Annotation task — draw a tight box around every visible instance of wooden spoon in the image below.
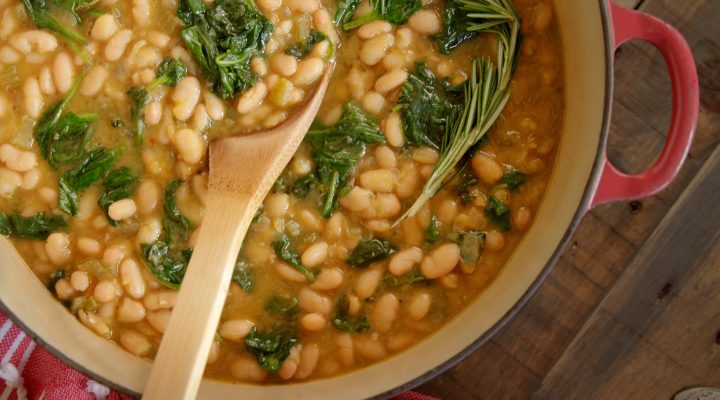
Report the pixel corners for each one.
[142,68,332,400]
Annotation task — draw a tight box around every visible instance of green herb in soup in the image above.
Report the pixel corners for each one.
[177,0,275,99]
[0,0,565,385]
[342,0,422,30]
[0,213,67,240]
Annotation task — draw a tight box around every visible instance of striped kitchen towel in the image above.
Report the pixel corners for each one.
[0,312,437,400]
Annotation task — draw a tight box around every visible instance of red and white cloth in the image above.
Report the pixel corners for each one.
[0,312,436,400]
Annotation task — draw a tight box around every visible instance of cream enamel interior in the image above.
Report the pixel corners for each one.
[0,1,610,398]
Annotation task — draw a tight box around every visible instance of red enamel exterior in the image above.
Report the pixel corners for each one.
[589,2,699,209]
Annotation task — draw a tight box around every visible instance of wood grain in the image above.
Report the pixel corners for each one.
[534,144,720,400]
[418,0,720,398]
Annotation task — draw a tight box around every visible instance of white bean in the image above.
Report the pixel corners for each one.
[143,290,178,311]
[23,77,43,118]
[132,0,151,27]
[145,101,162,126]
[292,58,324,86]
[360,91,386,115]
[0,144,37,172]
[375,68,408,93]
[359,169,396,193]
[0,46,20,64]
[373,293,399,332]
[270,53,298,77]
[420,243,460,279]
[93,280,117,303]
[388,247,423,276]
[408,9,442,35]
[120,330,151,356]
[340,186,373,212]
[104,29,133,61]
[203,90,225,120]
[298,287,332,315]
[310,268,344,291]
[360,33,393,66]
[108,198,137,221]
[191,104,210,132]
[257,0,281,11]
[21,168,40,190]
[91,14,120,41]
[230,357,268,382]
[274,261,308,283]
[70,271,90,291]
[38,66,55,95]
[236,82,267,113]
[383,111,404,147]
[117,298,146,323]
[146,309,170,333]
[136,180,159,215]
[219,319,255,342]
[355,268,382,299]
[172,76,201,121]
[357,21,392,39]
[119,258,146,299]
[301,313,327,332]
[0,169,21,198]
[0,8,18,41]
[408,292,431,320]
[295,343,319,379]
[10,30,58,54]
[52,52,75,94]
[77,237,102,256]
[45,233,71,266]
[301,242,328,267]
[172,128,205,164]
[289,0,319,13]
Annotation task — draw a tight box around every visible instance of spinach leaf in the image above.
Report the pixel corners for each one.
[384,269,427,287]
[397,61,461,149]
[45,113,97,168]
[141,181,195,289]
[0,213,67,240]
[98,167,138,226]
[141,242,193,290]
[285,30,330,58]
[433,0,477,54]
[150,58,188,88]
[177,0,274,99]
[332,295,370,333]
[333,0,360,26]
[58,148,118,216]
[426,215,440,243]
[272,234,315,282]
[34,74,91,167]
[245,326,298,373]
[346,238,397,268]
[306,101,385,217]
[499,171,526,192]
[485,195,511,231]
[264,295,298,318]
[232,259,254,292]
[343,0,421,30]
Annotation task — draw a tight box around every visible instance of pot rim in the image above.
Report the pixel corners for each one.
[0,0,616,397]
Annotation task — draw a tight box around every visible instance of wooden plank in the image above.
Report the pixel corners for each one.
[534,145,720,399]
[418,0,720,398]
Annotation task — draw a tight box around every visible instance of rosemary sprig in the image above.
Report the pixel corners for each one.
[393,0,520,226]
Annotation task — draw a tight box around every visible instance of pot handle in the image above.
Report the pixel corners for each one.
[590,2,699,208]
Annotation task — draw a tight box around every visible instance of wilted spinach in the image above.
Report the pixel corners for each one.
[98,167,138,226]
[264,295,298,319]
[331,295,370,333]
[58,148,118,216]
[346,238,397,268]
[0,213,67,240]
[285,30,330,58]
[232,259,254,292]
[141,242,193,290]
[485,195,511,231]
[176,0,274,99]
[396,62,461,149]
[272,234,315,282]
[245,326,298,373]
[433,0,477,54]
[499,171,526,192]
[306,102,385,217]
[342,0,421,30]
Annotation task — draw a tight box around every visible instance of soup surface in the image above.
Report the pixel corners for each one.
[0,0,564,384]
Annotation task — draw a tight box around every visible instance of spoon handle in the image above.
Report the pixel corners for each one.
[143,192,257,400]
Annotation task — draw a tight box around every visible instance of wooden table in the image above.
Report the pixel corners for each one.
[418,1,720,398]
